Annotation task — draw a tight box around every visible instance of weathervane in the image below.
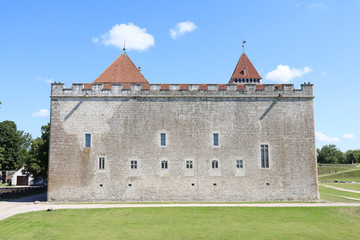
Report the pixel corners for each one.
[242,40,246,53]
[123,40,127,56]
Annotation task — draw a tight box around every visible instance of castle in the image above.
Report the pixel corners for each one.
[48,49,319,202]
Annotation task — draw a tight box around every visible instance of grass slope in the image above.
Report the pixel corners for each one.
[318,169,360,182]
[319,186,360,203]
[1,207,360,240]
[320,182,360,191]
[318,166,357,176]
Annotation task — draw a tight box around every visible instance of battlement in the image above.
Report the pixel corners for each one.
[51,83,314,98]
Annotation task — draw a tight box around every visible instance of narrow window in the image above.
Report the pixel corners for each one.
[186,160,193,169]
[212,160,218,169]
[131,160,137,169]
[161,133,166,146]
[99,157,105,169]
[261,145,269,168]
[236,160,243,169]
[85,134,91,147]
[161,160,168,169]
[213,133,219,146]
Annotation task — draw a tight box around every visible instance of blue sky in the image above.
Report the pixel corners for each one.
[0,0,359,152]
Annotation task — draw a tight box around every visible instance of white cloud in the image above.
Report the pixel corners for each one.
[31,109,50,117]
[343,133,355,139]
[316,131,339,142]
[265,65,313,83]
[320,72,327,75]
[307,2,326,10]
[170,21,197,39]
[95,23,155,51]
[36,77,54,84]
[91,37,99,44]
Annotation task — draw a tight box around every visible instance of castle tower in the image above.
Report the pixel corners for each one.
[229,53,262,84]
[93,51,148,84]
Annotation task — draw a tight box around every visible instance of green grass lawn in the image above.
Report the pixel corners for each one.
[317,165,358,176]
[320,182,360,191]
[1,207,360,240]
[318,169,360,182]
[319,185,360,203]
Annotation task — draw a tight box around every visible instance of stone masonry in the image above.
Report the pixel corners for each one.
[48,82,318,202]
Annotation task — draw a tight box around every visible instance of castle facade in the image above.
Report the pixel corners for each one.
[48,51,318,202]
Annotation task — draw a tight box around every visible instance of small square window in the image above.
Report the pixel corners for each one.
[236,160,243,169]
[161,133,166,146]
[213,133,219,146]
[131,160,137,169]
[85,134,91,147]
[212,160,218,169]
[161,160,168,169]
[186,160,193,169]
[99,157,105,169]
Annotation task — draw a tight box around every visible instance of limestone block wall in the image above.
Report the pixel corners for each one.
[48,83,318,202]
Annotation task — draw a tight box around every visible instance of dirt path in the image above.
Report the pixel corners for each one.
[1,193,360,221]
[320,184,360,194]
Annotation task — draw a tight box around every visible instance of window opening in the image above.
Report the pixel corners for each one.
[236,160,243,169]
[161,133,166,146]
[85,134,91,147]
[161,160,168,169]
[186,160,193,169]
[99,157,105,169]
[212,160,219,169]
[131,160,137,169]
[213,133,219,146]
[261,145,269,168]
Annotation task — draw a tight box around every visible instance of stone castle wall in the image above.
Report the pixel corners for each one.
[48,83,318,202]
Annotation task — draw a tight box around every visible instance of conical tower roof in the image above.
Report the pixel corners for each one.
[93,53,148,84]
[229,53,262,84]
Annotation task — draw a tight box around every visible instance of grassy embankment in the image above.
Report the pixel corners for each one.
[318,164,360,203]
[1,207,360,239]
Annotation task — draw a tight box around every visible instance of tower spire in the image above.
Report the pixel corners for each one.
[242,40,246,53]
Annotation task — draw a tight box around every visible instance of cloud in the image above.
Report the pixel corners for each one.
[31,109,50,117]
[170,21,197,39]
[265,65,312,83]
[95,23,155,51]
[36,77,54,84]
[343,133,355,139]
[316,132,339,142]
[307,2,326,10]
[91,37,99,44]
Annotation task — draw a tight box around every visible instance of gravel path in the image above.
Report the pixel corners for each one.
[320,184,360,194]
[1,193,360,221]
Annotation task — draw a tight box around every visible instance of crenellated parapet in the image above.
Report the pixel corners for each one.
[51,83,314,98]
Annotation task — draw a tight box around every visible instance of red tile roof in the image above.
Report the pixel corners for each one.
[229,53,262,83]
[103,84,111,90]
[93,53,148,84]
[142,83,150,90]
[83,83,92,90]
[237,84,246,90]
[256,84,264,90]
[122,84,131,90]
[160,84,169,90]
[218,84,227,90]
[198,84,207,90]
[179,84,188,90]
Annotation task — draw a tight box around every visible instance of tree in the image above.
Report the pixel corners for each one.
[24,123,50,180]
[345,150,360,164]
[0,121,29,183]
[317,144,345,164]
